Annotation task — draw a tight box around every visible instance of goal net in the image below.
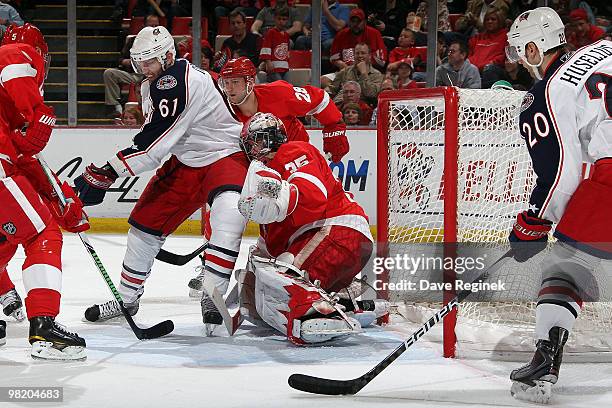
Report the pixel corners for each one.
[376,87,612,361]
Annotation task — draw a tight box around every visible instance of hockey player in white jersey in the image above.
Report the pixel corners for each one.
[73,26,248,326]
[505,7,612,403]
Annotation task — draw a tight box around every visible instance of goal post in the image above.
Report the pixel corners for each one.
[376,86,612,361]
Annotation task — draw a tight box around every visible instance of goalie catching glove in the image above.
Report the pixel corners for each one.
[322,121,348,163]
[73,163,118,206]
[238,160,298,224]
[509,211,552,262]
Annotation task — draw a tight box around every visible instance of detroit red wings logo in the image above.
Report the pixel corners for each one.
[518,12,530,22]
[396,143,434,211]
[274,42,289,60]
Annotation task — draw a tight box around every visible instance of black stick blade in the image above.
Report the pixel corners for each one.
[288,374,366,395]
[139,319,174,340]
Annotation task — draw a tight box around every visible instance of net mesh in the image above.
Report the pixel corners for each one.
[382,88,612,358]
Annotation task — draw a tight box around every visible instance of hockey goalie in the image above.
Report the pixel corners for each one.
[201,112,384,345]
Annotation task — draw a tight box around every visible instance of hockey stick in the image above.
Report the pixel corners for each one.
[155,243,208,266]
[37,156,174,340]
[203,279,243,336]
[288,250,513,395]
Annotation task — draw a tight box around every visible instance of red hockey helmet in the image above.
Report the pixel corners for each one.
[219,57,257,105]
[2,23,50,77]
[220,57,257,79]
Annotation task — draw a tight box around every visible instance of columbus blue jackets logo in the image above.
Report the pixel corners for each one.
[520,93,534,113]
[2,222,16,235]
[157,75,177,90]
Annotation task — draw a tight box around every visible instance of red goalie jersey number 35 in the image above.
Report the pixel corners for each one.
[261,142,370,257]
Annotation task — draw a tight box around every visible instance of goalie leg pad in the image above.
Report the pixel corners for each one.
[249,255,360,345]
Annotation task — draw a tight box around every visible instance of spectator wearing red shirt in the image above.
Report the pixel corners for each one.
[259,6,291,82]
[391,58,419,90]
[387,29,423,73]
[566,8,605,50]
[468,8,507,88]
[330,8,387,71]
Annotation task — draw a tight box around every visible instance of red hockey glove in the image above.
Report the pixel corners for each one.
[46,181,90,233]
[509,211,552,263]
[322,122,349,163]
[73,163,118,206]
[11,105,56,156]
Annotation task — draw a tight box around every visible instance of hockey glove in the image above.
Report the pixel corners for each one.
[11,105,56,156]
[46,181,90,233]
[322,122,349,163]
[509,211,552,263]
[73,163,118,206]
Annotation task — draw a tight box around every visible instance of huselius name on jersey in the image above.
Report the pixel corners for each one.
[559,42,612,86]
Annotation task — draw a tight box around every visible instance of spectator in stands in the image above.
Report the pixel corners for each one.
[214,0,259,19]
[416,0,451,32]
[103,14,160,118]
[467,8,507,88]
[131,0,190,32]
[390,58,419,90]
[565,8,605,50]
[500,57,532,91]
[120,104,145,127]
[215,9,260,72]
[0,1,23,37]
[334,81,374,125]
[387,29,423,73]
[295,0,350,53]
[455,0,509,37]
[435,40,481,88]
[327,43,384,106]
[251,0,303,39]
[368,79,395,126]
[259,6,291,82]
[342,103,362,127]
[329,9,388,71]
[366,0,413,49]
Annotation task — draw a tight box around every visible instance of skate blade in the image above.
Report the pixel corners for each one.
[31,341,86,361]
[11,308,26,322]
[0,337,5,346]
[203,323,219,337]
[189,288,203,298]
[510,380,552,404]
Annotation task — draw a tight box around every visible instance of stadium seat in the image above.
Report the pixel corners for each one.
[218,17,231,35]
[171,17,208,36]
[215,35,231,52]
[449,14,462,31]
[416,82,426,88]
[127,0,137,18]
[289,50,311,69]
[129,17,168,35]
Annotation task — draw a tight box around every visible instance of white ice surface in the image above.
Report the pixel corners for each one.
[1,234,612,407]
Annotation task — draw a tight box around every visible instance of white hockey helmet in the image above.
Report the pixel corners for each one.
[506,7,566,70]
[130,25,176,74]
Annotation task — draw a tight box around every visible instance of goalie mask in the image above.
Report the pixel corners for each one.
[130,26,176,76]
[240,112,288,162]
[506,7,566,78]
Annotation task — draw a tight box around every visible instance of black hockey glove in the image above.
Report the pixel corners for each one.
[73,163,118,206]
[509,211,552,263]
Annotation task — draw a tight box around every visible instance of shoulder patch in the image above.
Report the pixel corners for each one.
[157,75,177,90]
[520,92,534,113]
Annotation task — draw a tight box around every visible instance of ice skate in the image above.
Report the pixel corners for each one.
[0,288,25,321]
[29,316,86,360]
[201,291,222,336]
[510,326,569,403]
[84,299,139,322]
[188,258,206,298]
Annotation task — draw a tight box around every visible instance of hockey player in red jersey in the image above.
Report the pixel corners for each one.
[0,23,89,359]
[505,7,612,402]
[75,26,249,330]
[234,112,377,345]
[218,57,349,163]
